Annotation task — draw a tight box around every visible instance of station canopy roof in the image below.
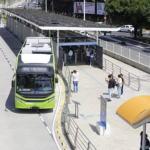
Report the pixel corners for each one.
[3,8,120,31]
[116,95,150,129]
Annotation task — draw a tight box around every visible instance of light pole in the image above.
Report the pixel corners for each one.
[52,0,54,12]
[104,0,107,25]
[73,0,75,18]
[83,0,85,21]
[45,0,47,12]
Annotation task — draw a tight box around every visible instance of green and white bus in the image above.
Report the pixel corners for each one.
[12,37,58,109]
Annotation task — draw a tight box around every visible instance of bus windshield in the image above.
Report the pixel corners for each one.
[16,74,54,94]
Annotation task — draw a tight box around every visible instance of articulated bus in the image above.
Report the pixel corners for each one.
[12,37,58,109]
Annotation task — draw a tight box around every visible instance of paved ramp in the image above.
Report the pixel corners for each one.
[0,28,59,150]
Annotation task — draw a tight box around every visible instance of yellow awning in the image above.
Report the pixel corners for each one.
[116,95,150,128]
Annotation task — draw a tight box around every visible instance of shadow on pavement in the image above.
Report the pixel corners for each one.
[104,98,112,102]
[89,124,99,135]
[5,88,53,114]
[0,27,22,56]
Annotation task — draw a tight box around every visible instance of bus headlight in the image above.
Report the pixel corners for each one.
[16,97,22,102]
[49,97,54,103]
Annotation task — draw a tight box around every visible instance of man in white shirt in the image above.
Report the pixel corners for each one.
[68,49,73,65]
[71,70,79,93]
[85,47,90,65]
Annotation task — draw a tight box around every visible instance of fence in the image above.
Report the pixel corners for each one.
[103,58,140,91]
[57,58,97,150]
[99,39,150,68]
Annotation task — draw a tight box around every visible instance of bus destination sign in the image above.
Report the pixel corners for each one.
[18,67,52,73]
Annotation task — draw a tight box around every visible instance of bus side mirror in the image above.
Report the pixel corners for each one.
[55,78,58,83]
[12,80,15,88]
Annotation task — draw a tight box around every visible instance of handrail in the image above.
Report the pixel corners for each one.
[99,39,150,68]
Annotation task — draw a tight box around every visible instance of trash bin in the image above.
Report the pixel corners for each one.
[137,27,146,37]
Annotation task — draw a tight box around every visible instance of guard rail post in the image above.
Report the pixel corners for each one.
[129,49,130,59]
[74,127,79,149]
[138,77,140,91]
[87,142,91,150]
[120,68,121,74]
[62,61,64,75]
[67,115,71,134]
[128,73,130,86]
[68,76,71,104]
[113,43,114,53]
[106,41,107,50]
[105,59,107,71]
[121,46,122,56]
[112,63,114,74]
[139,52,140,63]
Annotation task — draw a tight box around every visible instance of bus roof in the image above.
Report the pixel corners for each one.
[21,37,51,55]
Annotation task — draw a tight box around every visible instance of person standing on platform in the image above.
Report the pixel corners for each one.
[86,47,90,65]
[140,131,150,150]
[111,74,116,96]
[105,74,113,101]
[68,49,73,65]
[90,50,94,66]
[120,74,125,96]
[116,74,122,99]
[71,70,79,93]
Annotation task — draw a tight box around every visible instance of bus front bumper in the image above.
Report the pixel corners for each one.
[15,97,55,109]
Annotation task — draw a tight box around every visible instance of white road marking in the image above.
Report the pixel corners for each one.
[52,77,62,150]
[37,110,52,135]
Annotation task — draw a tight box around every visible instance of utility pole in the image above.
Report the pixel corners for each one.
[45,0,47,12]
[104,0,107,25]
[83,0,85,21]
[52,0,54,12]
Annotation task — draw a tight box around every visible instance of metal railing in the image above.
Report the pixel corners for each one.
[57,58,97,150]
[100,39,150,68]
[103,58,140,91]
[65,115,97,150]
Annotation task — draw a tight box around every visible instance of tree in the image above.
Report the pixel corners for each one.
[105,0,150,38]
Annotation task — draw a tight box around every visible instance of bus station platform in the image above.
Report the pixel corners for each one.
[67,54,150,150]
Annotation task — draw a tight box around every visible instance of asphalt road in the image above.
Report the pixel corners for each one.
[0,27,59,150]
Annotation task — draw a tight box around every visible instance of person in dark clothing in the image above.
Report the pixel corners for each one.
[140,131,150,150]
[105,74,113,101]
[120,74,125,95]
[111,74,116,97]
[90,50,94,66]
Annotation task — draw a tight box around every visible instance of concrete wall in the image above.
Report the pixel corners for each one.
[103,49,150,74]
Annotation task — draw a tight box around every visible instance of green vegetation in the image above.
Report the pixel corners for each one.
[105,0,150,38]
[1,11,7,25]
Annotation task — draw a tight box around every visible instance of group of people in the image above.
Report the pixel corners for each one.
[68,46,95,66]
[105,74,125,101]
[85,46,94,66]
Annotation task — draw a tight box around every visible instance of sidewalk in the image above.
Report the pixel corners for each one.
[68,55,150,150]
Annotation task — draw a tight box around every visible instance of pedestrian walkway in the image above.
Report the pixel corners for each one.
[68,55,150,150]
